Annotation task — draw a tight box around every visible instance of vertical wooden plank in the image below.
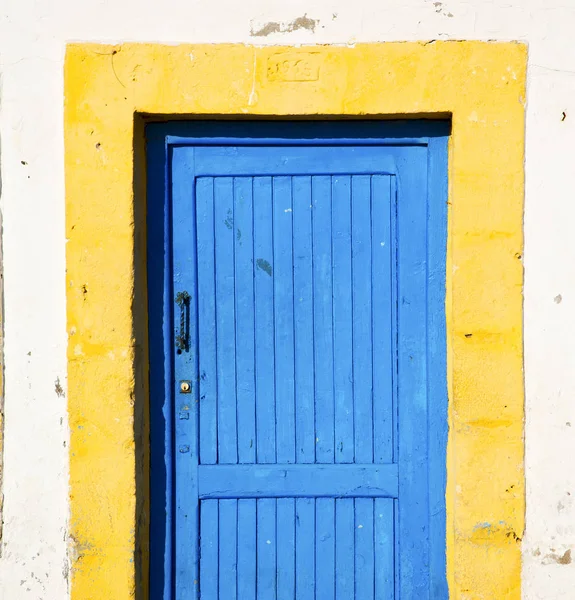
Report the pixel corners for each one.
[237,499,257,600]
[196,177,217,465]
[335,498,355,600]
[332,176,354,464]
[394,498,399,599]
[200,500,219,600]
[371,175,394,464]
[312,175,335,463]
[391,177,399,469]
[214,177,237,464]
[292,177,315,464]
[257,498,277,599]
[219,500,238,600]
[396,147,430,598]
[354,498,375,600]
[374,498,395,600]
[234,177,256,465]
[315,498,335,599]
[253,177,276,464]
[291,180,315,600]
[276,498,296,600]
[172,147,200,599]
[426,137,449,598]
[273,176,295,464]
[352,175,374,464]
[272,181,296,600]
[295,498,315,600]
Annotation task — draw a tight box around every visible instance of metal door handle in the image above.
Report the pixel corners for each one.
[175,291,191,353]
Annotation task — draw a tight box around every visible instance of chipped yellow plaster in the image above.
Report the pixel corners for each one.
[64,42,526,599]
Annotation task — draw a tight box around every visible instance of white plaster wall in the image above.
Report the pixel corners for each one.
[0,0,573,598]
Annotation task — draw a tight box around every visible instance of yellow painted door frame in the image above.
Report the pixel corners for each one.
[64,41,526,599]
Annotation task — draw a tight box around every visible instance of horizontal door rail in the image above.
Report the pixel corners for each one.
[197,464,399,499]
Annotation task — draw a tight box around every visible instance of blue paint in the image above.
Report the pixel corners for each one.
[218,499,237,599]
[332,176,354,466]
[375,498,395,599]
[316,498,336,597]
[427,136,449,599]
[147,120,449,599]
[273,176,296,465]
[312,176,335,465]
[257,498,277,598]
[352,175,375,465]
[197,463,399,498]
[372,175,394,465]
[253,177,276,465]
[395,145,431,598]
[234,177,257,465]
[335,498,355,598]
[199,500,218,600]
[355,498,375,600]
[295,497,315,600]
[292,176,315,465]
[276,498,296,599]
[237,499,257,597]
[171,147,200,597]
[196,176,218,466]
[214,177,238,465]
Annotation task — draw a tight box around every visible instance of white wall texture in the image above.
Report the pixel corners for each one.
[0,0,573,598]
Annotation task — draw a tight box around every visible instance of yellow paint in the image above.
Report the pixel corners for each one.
[65,42,526,599]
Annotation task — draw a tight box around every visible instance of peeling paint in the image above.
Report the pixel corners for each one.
[251,21,281,37]
[430,0,454,17]
[543,549,572,565]
[471,521,522,544]
[256,258,272,276]
[54,377,65,398]
[250,14,318,37]
[224,209,233,230]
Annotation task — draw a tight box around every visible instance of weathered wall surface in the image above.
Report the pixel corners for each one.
[0,1,573,599]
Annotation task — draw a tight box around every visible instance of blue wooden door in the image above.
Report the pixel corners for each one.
[147,121,449,600]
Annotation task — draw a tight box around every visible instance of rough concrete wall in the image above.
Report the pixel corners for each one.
[0,1,573,599]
